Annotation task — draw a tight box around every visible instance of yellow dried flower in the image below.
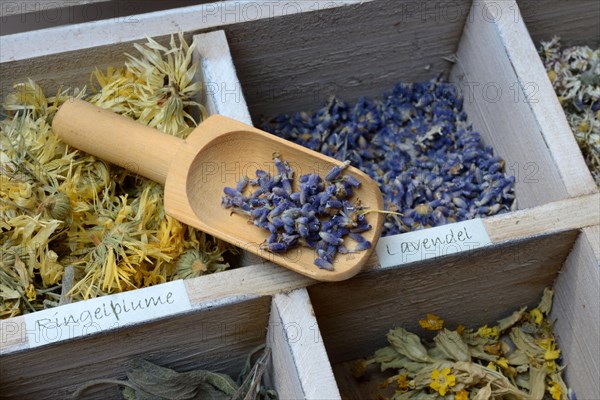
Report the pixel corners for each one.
[419,313,444,331]
[547,381,562,400]
[25,284,36,301]
[39,250,64,287]
[496,357,509,370]
[174,232,234,280]
[0,32,231,319]
[430,368,456,396]
[455,389,469,400]
[90,33,207,138]
[530,308,544,325]
[544,346,561,362]
[396,373,410,392]
[476,325,499,340]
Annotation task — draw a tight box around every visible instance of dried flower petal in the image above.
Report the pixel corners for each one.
[419,313,444,331]
[429,368,456,396]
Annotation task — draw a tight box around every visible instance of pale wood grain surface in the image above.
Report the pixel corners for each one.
[483,193,600,243]
[451,0,568,209]
[269,289,341,399]
[551,226,600,399]
[193,30,252,125]
[518,0,600,46]
[0,0,110,17]
[184,262,315,307]
[0,316,27,352]
[0,1,358,62]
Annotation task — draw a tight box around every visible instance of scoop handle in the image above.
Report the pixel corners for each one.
[52,99,183,185]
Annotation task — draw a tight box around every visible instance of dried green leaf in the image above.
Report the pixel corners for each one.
[497,306,527,332]
[433,329,471,362]
[505,349,529,367]
[387,327,431,363]
[124,358,237,399]
[472,383,492,400]
[469,345,498,362]
[537,288,554,315]
[528,364,547,400]
[510,328,545,360]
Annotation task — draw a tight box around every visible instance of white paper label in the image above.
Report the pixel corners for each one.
[376,219,492,268]
[23,280,191,348]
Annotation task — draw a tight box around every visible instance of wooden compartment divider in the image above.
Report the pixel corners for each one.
[550,226,600,399]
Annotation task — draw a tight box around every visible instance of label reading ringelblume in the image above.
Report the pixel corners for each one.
[375,219,492,268]
[23,280,191,348]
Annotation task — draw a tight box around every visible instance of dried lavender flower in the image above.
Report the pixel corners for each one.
[222,154,371,270]
[263,77,516,236]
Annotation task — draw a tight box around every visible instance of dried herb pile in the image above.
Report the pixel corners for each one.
[74,346,277,400]
[0,34,235,318]
[353,288,571,400]
[262,78,516,236]
[222,153,373,270]
[539,37,600,186]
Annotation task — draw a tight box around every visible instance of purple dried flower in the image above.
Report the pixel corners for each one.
[325,160,351,182]
[221,154,372,271]
[262,77,516,235]
[314,258,334,271]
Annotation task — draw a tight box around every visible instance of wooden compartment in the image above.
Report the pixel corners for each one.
[222,0,599,270]
[516,0,600,185]
[228,0,596,204]
[0,287,340,399]
[307,225,600,399]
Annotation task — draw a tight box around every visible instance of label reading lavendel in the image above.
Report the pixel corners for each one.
[23,280,191,348]
[376,219,492,268]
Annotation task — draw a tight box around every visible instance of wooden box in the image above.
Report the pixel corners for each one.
[1,0,599,398]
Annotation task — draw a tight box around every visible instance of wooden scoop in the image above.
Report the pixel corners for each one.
[52,99,384,281]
